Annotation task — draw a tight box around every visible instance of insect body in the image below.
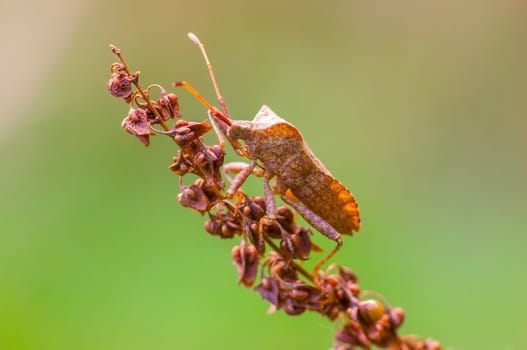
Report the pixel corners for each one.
[174,33,360,276]
[228,105,360,235]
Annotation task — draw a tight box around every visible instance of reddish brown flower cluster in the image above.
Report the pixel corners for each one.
[107,44,441,350]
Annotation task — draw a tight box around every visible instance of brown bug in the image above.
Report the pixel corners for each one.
[173,33,360,276]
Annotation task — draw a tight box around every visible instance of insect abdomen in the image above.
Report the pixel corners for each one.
[269,152,360,235]
[288,170,360,235]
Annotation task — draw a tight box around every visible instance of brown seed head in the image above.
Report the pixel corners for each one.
[232,243,260,287]
[177,183,209,213]
[121,107,151,146]
[388,307,405,329]
[157,91,181,119]
[107,72,134,99]
[359,299,385,324]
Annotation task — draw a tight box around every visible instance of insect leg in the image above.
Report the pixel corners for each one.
[223,161,264,184]
[225,159,257,198]
[280,194,343,277]
[224,162,264,176]
[261,175,295,255]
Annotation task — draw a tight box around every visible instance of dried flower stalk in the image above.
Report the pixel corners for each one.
[106,42,441,350]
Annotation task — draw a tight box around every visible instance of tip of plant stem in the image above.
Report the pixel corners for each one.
[109,44,120,54]
[187,33,201,46]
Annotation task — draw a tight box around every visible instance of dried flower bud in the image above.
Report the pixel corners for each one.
[204,220,220,236]
[209,145,225,167]
[327,305,341,320]
[110,62,125,72]
[121,107,151,146]
[195,153,206,167]
[232,243,260,287]
[284,298,306,315]
[334,287,348,305]
[168,121,212,145]
[244,222,265,254]
[270,259,298,282]
[349,283,360,297]
[157,91,181,119]
[203,210,243,238]
[251,196,266,210]
[177,184,209,212]
[168,153,192,176]
[107,72,135,99]
[190,121,213,136]
[260,221,281,239]
[246,197,266,221]
[174,119,188,127]
[339,266,358,283]
[290,288,310,301]
[199,180,223,204]
[336,320,371,348]
[255,276,280,306]
[276,205,294,230]
[290,282,326,311]
[242,205,252,217]
[358,299,385,324]
[289,226,312,260]
[388,307,405,329]
[221,223,236,238]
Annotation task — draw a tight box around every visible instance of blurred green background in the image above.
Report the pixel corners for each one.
[1,0,526,349]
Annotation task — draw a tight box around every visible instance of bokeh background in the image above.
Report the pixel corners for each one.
[1,0,526,349]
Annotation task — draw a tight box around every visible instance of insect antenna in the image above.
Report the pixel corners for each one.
[172,34,244,153]
[172,81,231,126]
[187,32,231,120]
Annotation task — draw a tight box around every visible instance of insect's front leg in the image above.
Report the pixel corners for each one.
[280,194,343,278]
[225,159,257,199]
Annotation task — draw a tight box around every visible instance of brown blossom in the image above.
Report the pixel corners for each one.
[157,91,181,119]
[107,72,134,99]
[232,241,259,287]
[121,107,151,146]
[178,182,209,213]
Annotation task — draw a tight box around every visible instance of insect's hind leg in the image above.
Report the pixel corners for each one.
[280,194,343,278]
